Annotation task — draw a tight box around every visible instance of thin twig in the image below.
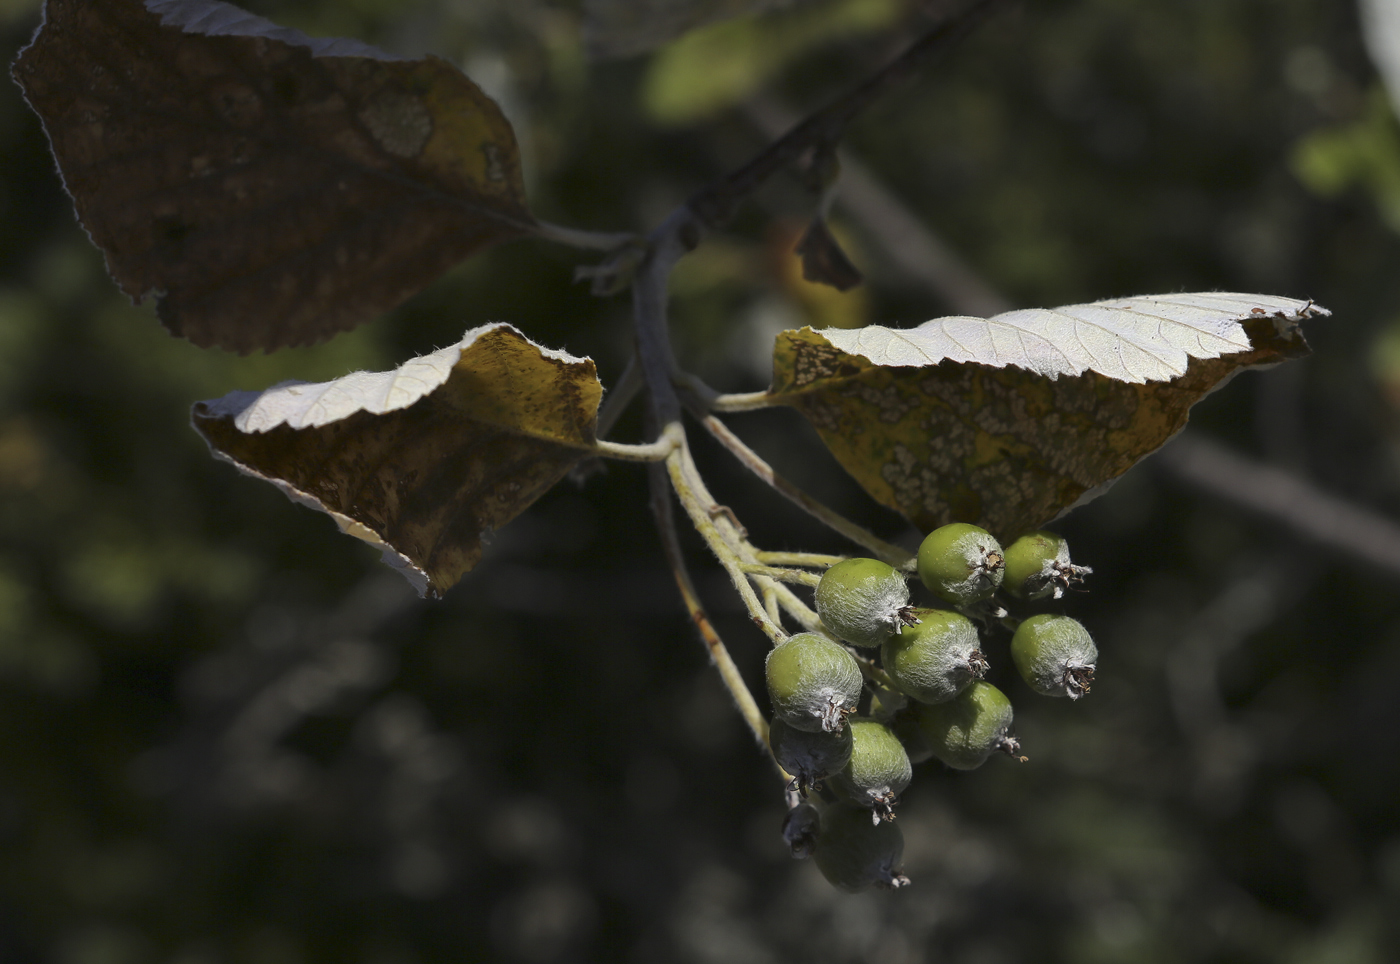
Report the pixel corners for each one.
[699,414,913,566]
[533,220,638,251]
[754,551,848,568]
[686,0,1010,230]
[648,462,779,768]
[763,577,827,635]
[739,563,822,587]
[1156,432,1400,579]
[597,354,643,442]
[633,211,696,425]
[761,584,784,628]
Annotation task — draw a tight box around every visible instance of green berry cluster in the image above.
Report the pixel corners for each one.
[770,524,1098,891]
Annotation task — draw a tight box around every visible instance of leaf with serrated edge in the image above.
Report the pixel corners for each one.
[767,292,1327,542]
[193,324,600,597]
[13,0,532,353]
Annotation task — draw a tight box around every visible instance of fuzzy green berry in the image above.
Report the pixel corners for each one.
[881,608,988,705]
[814,557,915,648]
[814,802,910,892]
[1011,614,1097,699]
[1003,531,1091,600]
[769,716,854,795]
[828,718,912,822]
[782,802,821,859]
[917,523,1005,607]
[908,680,1023,770]
[765,632,863,733]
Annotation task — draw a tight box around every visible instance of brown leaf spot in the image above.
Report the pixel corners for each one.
[358,88,432,158]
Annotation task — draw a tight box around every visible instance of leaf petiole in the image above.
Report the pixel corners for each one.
[592,422,683,461]
[754,551,848,568]
[699,414,913,567]
[532,220,639,251]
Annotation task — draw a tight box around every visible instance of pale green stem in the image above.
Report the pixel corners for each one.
[649,459,780,773]
[761,585,783,628]
[533,220,638,251]
[699,415,913,567]
[739,564,821,587]
[666,448,786,643]
[710,390,779,412]
[763,579,827,636]
[754,551,848,568]
[593,422,683,462]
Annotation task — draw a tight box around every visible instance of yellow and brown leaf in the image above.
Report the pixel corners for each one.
[192,325,600,597]
[767,294,1324,541]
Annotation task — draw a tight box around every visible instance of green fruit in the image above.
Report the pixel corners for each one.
[909,680,1022,770]
[768,716,854,794]
[1010,613,1097,699]
[814,557,914,648]
[765,632,863,733]
[881,608,988,704]
[917,523,1005,607]
[782,802,821,859]
[1003,530,1091,600]
[814,802,910,892]
[828,718,912,821]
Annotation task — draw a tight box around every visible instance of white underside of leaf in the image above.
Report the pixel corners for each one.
[146,0,400,60]
[815,292,1327,384]
[198,323,587,434]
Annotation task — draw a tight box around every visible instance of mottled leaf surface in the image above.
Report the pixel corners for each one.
[193,325,601,597]
[14,0,532,352]
[767,293,1326,541]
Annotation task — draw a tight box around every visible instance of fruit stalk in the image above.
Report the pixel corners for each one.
[666,445,786,642]
[648,461,782,775]
[697,413,913,566]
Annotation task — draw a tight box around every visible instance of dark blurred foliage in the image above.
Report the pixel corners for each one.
[0,0,1398,962]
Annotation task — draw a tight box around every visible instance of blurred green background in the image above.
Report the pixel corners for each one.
[1,0,1399,961]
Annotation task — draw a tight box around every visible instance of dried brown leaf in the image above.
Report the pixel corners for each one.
[192,325,601,597]
[13,0,533,352]
[795,217,863,291]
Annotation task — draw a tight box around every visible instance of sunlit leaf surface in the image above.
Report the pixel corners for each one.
[767,293,1326,540]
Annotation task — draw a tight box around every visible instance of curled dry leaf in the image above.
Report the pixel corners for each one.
[765,292,1327,541]
[192,325,601,597]
[795,217,863,292]
[13,0,532,353]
